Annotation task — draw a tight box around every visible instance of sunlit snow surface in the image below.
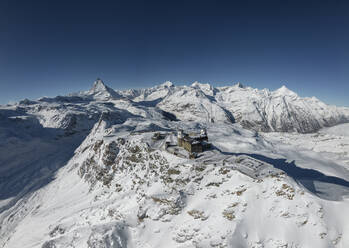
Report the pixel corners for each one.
[0,81,349,248]
[320,123,349,137]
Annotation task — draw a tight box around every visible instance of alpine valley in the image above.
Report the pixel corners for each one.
[1,79,349,248]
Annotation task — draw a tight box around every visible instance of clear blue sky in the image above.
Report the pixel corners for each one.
[0,0,348,106]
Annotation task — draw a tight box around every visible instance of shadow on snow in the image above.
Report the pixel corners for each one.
[0,107,139,214]
[216,146,349,201]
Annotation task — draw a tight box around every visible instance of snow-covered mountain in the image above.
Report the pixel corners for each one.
[16,78,347,134]
[1,79,349,248]
[118,81,349,133]
[81,78,123,101]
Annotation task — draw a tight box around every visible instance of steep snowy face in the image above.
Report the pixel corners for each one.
[273,85,298,97]
[248,85,349,133]
[215,85,312,132]
[191,81,216,96]
[84,78,122,101]
[157,86,233,123]
[164,83,349,133]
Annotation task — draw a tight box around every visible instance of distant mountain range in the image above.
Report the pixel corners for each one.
[8,78,347,134]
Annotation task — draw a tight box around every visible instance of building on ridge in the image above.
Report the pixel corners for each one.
[177,128,210,153]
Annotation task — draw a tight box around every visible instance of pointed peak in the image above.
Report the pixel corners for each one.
[87,78,121,100]
[274,85,297,96]
[91,78,107,92]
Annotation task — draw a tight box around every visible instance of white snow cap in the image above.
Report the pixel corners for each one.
[160,81,174,87]
[191,81,211,88]
[191,82,214,93]
[274,85,297,96]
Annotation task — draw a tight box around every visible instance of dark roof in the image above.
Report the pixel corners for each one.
[181,136,203,145]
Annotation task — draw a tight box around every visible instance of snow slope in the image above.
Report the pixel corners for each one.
[0,79,349,248]
[320,123,349,137]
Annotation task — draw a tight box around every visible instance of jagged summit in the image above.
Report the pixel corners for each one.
[87,78,121,100]
[90,78,107,92]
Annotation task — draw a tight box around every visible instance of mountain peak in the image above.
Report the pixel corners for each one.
[159,81,174,88]
[91,78,108,93]
[274,85,297,96]
[88,78,120,100]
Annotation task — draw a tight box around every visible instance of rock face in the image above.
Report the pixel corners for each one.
[86,78,123,101]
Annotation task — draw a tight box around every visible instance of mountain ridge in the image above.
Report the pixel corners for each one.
[3,79,349,133]
[117,81,349,133]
